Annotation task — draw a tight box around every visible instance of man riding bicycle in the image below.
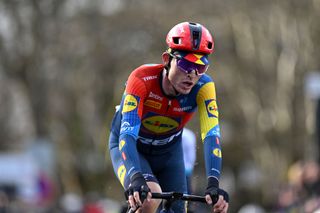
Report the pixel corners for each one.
[108,22,229,213]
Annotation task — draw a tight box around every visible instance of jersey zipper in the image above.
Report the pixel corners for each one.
[166,100,172,112]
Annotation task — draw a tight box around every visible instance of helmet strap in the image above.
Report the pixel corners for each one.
[170,81,181,96]
[164,73,180,96]
[164,53,173,76]
[163,49,180,96]
[164,69,180,97]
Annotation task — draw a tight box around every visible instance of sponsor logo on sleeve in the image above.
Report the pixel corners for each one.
[205,99,218,118]
[213,148,222,158]
[212,125,221,137]
[117,165,126,186]
[120,122,134,133]
[119,140,126,151]
[122,95,138,113]
[142,75,158,81]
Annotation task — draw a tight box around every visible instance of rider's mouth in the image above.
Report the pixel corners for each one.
[182,81,193,88]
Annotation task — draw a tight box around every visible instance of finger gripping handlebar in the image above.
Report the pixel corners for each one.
[127,192,208,213]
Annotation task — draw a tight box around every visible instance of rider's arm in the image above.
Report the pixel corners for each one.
[118,71,147,178]
[196,81,222,188]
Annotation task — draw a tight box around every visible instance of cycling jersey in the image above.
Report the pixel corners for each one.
[115,63,222,184]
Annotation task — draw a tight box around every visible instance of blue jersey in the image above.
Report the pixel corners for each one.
[109,64,222,186]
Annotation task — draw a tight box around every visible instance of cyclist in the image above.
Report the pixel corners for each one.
[108,22,229,213]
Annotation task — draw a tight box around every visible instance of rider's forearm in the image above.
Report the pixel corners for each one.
[119,133,141,177]
[203,135,222,183]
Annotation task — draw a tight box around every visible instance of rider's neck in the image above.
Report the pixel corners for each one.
[162,70,180,97]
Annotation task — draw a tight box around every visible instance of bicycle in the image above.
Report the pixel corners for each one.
[127,191,209,213]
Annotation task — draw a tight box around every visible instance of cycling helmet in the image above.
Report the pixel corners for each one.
[166,22,214,54]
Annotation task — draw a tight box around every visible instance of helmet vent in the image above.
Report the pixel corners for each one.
[192,31,200,49]
[207,41,213,49]
[173,37,181,44]
[189,23,202,50]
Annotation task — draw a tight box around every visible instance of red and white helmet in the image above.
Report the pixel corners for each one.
[166,22,214,54]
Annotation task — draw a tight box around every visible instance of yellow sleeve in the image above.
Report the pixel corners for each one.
[196,82,220,141]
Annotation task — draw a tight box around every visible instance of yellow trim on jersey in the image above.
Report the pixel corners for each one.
[196,82,219,141]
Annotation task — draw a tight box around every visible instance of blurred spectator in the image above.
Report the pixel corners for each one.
[238,203,266,213]
[317,98,320,164]
[98,198,121,213]
[181,128,196,194]
[287,160,304,192]
[301,160,320,197]
[84,203,104,213]
[238,161,263,191]
[0,153,39,204]
[305,71,320,163]
[276,184,299,211]
[0,191,9,212]
[60,193,83,213]
[303,197,320,213]
[274,160,320,212]
[37,171,55,206]
[83,192,104,213]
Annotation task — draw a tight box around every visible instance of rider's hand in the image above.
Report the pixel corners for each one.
[125,172,151,210]
[205,177,229,213]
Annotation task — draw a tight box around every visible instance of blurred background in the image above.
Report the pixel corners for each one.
[1,0,320,212]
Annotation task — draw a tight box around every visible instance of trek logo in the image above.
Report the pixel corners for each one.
[122,94,138,113]
[143,75,157,81]
[205,99,218,118]
[138,131,182,145]
[142,116,179,133]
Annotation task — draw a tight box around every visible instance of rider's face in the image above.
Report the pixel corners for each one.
[168,58,201,94]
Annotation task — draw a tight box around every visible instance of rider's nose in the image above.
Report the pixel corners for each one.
[187,70,197,78]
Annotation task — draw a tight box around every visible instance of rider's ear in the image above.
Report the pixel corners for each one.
[162,52,170,66]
